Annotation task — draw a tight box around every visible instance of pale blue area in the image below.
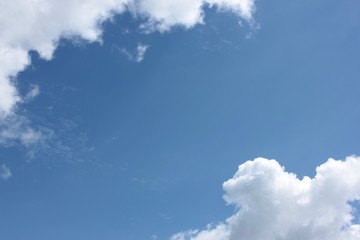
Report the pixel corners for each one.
[1,1,360,239]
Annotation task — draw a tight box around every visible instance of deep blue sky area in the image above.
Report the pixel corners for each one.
[1,0,360,239]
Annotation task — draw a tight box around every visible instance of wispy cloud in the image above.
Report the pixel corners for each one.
[0,164,11,180]
[171,156,360,240]
[116,43,149,62]
[0,114,44,148]
[23,85,40,103]
[135,44,149,62]
[0,113,94,161]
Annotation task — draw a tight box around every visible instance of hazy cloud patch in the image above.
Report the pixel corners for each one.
[0,114,44,148]
[0,164,12,180]
[23,85,40,102]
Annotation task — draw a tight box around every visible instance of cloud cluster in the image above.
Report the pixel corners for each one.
[133,0,254,32]
[171,156,360,240]
[0,0,255,120]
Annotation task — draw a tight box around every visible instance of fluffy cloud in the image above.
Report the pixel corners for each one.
[134,0,254,32]
[0,0,129,118]
[0,164,11,180]
[171,156,360,240]
[0,0,255,120]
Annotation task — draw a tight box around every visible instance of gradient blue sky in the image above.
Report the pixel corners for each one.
[1,0,360,239]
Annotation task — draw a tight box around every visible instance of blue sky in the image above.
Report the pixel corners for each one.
[1,1,360,240]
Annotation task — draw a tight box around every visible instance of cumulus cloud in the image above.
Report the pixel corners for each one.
[0,0,255,119]
[134,0,255,32]
[171,156,360,240]
[0,0,129,118]
[0,164,12,180]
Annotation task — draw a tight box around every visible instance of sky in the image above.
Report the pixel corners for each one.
[1,0,360,240]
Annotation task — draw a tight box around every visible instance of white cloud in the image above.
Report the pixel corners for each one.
[0,0,130,118]
[171,156,360,240]
[134,0,205,32]
[0,0,130,147]
[0,0,254,119]
[134,0,255,32]
[0,164,12,180]
[0,0,255,150]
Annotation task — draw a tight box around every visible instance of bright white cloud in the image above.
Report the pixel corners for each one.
[134,0,205,32]
[0,0,129,118]
[134,0,255,32]
[171,156,360,240]
[0,164,11,180]
[0,0,255,120]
